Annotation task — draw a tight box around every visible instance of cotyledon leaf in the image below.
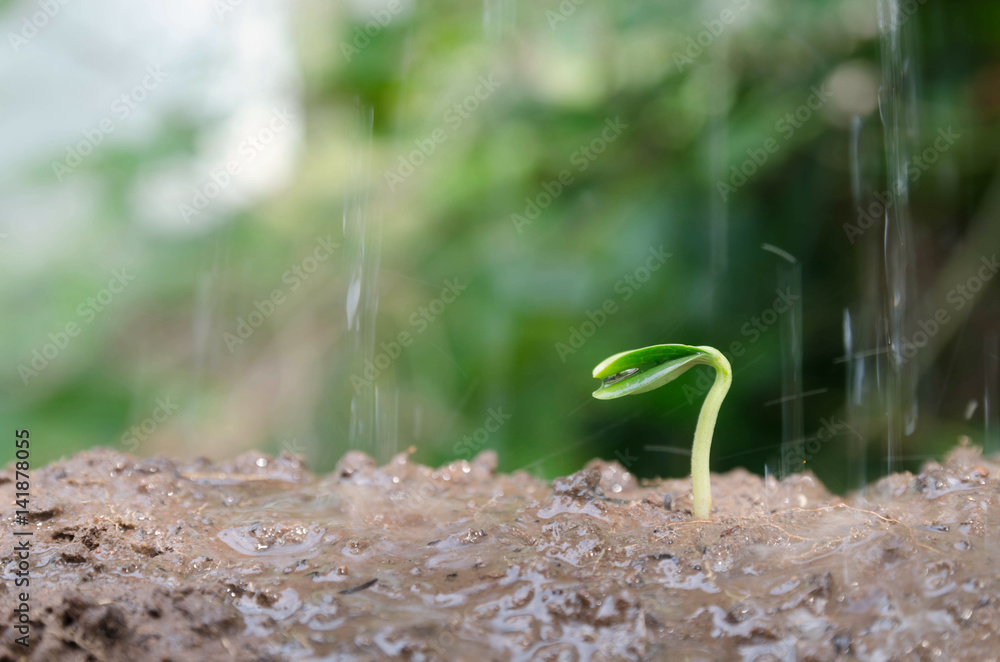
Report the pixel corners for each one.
[591,344,713,400]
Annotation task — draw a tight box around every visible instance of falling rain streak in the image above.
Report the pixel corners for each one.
[343,103,385,459]
[764,245,803,479]
[878,0,921,473]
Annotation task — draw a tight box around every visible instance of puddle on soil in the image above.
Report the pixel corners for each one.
[1,446,998,660]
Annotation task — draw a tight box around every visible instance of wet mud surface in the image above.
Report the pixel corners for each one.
[2,445,999,661]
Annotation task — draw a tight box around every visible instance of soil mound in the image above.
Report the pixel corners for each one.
[2,446,997,660]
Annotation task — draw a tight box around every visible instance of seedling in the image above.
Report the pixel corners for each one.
[591,344,731,519]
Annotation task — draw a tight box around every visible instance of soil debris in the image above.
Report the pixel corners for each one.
[2,446,999,660]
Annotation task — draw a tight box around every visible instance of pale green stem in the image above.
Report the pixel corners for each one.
[690,346,731,519]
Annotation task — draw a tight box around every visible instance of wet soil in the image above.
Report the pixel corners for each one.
[1,445,998,661]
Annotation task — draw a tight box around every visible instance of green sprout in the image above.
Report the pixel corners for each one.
[591,344,731,519]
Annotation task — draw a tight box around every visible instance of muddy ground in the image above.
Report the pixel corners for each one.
[1,445,998,661]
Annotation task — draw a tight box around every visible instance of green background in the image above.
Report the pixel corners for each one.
[3,0,998,494]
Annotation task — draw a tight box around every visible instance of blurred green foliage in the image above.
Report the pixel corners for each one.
[3,0,999,493]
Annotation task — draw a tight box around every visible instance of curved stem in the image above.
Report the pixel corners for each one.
[690,346,731,519]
